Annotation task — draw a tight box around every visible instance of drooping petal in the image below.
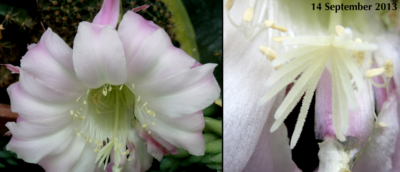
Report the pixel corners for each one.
[7,83,75,120]
[73,22,127,88]
[20,28,86,92]
[135,64,220,118]
[352,95,398,172]
[92,0,120,28]
[119,11,195,84]
[135,108,205,156]
[6,120,74,163]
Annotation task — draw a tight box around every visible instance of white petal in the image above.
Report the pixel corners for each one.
[73,22,127,88]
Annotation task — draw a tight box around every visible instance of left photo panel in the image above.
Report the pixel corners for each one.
[0,0,222,171]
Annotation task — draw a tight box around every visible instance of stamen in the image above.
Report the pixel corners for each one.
[263,20,287,32]
[259,46,277,61]
[76,96,81,102]
[148,131,151,134]
[79,116,85,120]
[132,84,134,89]
[96,108,101,114]
[127,158,131,161]
[243,7,254,22]
[137,96,141,103]
[119,84,123,90]
[335,25,344,36]
[114,137,118,142]
[378,122,388,128]
[142,124,149,128]
[89,138,92,143]
[152,122,155,126]
[108,85,112,92]
[87,89,90,95]
[77,111,81,114]
[84,101,87,105]
[383,59,394,78]
[365,68,384,78]
[225,0,235,10]
[272,36,291,43]
[70,110,73,115]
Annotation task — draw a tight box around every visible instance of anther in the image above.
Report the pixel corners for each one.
[96,108,101,114]
[132,84,134,89]
[74,114,78,117]
[243,7,254,22]
[114,137,118,142]
[335,25,345,36]
[77,111,81,114]
[152,122,155,126]
[225,0,235,10]
[76,96,81,102]
[119,84,123,90]
[259,46,277,61]
[272,36,291,43]
[84,101,87,105]
[378,122,388,128]
[137,96,141,103]
[77,133,81,136]
[89,138,92,143]
[148,131,151,134]
[70,110,73,115]
[264,20,287,32]
[127,158,131,161]
[383,59,394,78]
[365,68,385,78]
[87,89,89,95]
[102,90,107,96]
[79,116,85,120]
[75,128,79,132]
[142,124,149,128]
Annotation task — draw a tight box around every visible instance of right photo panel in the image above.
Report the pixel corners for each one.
[224,0,400,171]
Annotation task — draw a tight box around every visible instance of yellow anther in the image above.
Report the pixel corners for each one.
[114,137,119,142]
[132,84,134,89]
[152,122,155,126]
[74,114,78,117]
[97,143,102,146]
[79,116,85,120]
[243,7,254,22]
[137,96,141,103]
[119,143,122,147]
[225,0,235,10]
[272,36,291,43]
[352,50,365,67]
[108,85,112,92]
[70,110,73,115]
[335,25,345,36]
[378,122,388,128]
[94,148,99,152]
[76,96,81,102]
[365,68,385,78]
[77,133,81,136]
[355,38,362,43]
[77,111,81,114]
[142,124,149,128]
[264,20,275,28]
[87,89,89,95]
[259,46,277,61]
[127,158,131,161]
[84,101,87,105]
[73,116,77,121]
[143,102,147,107]
[80,107,82,111]
[215,98,222,107]
[148,131,151,134]
[274,64,283,70]
[89,138,92,143]
[75,128,79,132]
[383,59,394,78]
[119,84,124,90]
[96,108,101,114]
[102,90,107,96]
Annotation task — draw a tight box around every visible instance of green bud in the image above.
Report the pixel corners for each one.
[201,153,219,164]
[180,157,193,167]
[206,163,222,170]
[210,153,222,163]
[160,158,175,171]
[204,117,222,136]
[205,139,222,154]
[169,159,180,172]
[189,155,203,163]
[203,133,220,143]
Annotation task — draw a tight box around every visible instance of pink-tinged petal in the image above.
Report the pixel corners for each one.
[373,75,388,114]
[136,64,220,118]
[21,28,86,92]
[7,83,75,120]
[132,5,150,12]
[70,142,99,172]
[16,116,25,123]
[1,64,20,74]
[191,61,202,68]
[118,11,195,84]
[242,91,300,172]
[38,136,89,172]
[19,69,84,103]
[92,0,120,28]
[6,121,74,163]
[352,95,398,172]
[73,22,127,88]
[125,130,153,172]
[106,149,127,172]
[315,69,373,145]
[135,106,205,156]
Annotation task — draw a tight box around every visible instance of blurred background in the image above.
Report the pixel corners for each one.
[0,0,222,171]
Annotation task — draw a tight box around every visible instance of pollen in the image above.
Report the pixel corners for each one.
[132,84,134,89]
[365,68,385,78]
[119,84,124,90]
[259,46,277,61]
[142,124,149,128]
[79,116,85,120]
[378,122,388,128]
[76,96,81,102]
[152,122,155,126]
[84,100,87,105]
[225,0,235,10]
[243,7,254,22]
[70,110,73,115]
[272,36,291,43]
[148,131,151,134]
[263,20,287,32]
[383,59,394,78]
[335,25,345,36]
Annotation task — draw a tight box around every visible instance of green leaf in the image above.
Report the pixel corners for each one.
[0,162,5,168]
[160,158,175,171]
[188,155,203,163]
[6,158,17,166]
[205,139,222,154]
[164,148,190,159]
[180,157,192,167]
[168,159,180,172]
[200,153,218,164]
[204,117,222,136]
[203,133,219,143]
[206,163,222,170]
[210,153,222,163]
[161,0,200,61]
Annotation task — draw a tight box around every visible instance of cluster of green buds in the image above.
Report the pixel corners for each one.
[159,103,222,172]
